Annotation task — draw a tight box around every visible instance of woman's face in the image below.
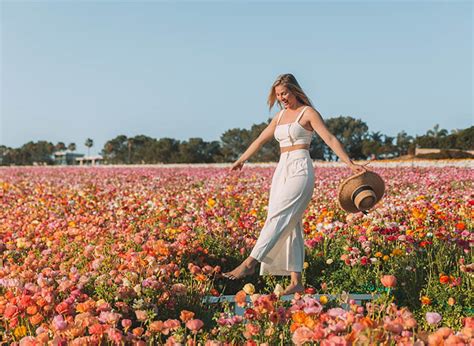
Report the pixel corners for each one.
[275,85,298,109]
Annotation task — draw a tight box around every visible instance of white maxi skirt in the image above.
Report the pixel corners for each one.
[249,149,315,276]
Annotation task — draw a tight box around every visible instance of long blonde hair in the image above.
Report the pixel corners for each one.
[267,73,313,111]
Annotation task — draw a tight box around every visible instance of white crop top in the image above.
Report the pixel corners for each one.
[274,106,313,148]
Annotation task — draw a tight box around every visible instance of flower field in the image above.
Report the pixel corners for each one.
[0,164,473,345]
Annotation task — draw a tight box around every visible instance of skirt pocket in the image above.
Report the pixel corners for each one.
[290,158,309,177]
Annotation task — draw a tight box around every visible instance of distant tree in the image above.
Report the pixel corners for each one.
[10,141,55,165]
[455,126,474,150]
[381,135,397,158]
[177,137,220,163]
[396,131,414,156]
[85,138,94,156]
[67,142,76,152]
[325,116,369,160]
[101,135,128,164]
[220,128,251,162]
[362,131,383,159]
[248,120,280,163]
[126,135,157,164]
[154,138,180,163]
[426,124,448,138]
[55,142,66,152]
[309,134,325,160]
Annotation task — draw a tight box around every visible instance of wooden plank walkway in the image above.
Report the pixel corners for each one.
[203,293,380,316]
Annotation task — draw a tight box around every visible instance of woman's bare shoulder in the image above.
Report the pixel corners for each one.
[305,106,323,119]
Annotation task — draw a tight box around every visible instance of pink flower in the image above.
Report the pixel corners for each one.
[4,304,19,319]
[186,319,204,333]
[121,319,132,331]
[321,335,348,346]
[135,310,148,322]
[327,308,346,318]
[53,315,67,330]
[426,312,442,325]
[106,327,123,344]
[292,326,314,345]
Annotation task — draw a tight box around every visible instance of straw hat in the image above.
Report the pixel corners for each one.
[337,170,385,214]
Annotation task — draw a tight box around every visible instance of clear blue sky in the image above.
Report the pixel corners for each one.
[1,0,472,155]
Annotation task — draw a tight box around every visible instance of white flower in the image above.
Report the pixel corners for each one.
[326,259,333,265]
[274,284,284,297]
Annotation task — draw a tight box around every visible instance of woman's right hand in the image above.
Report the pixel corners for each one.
[230,160,245,171]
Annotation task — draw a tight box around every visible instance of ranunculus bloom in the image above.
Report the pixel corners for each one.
[381,275,397,288]
[186,319,204,332]
[426,312,442,325]
[135,310,148,322]
[243,283,255,295]
[292,326,314,345]
[121,319,132,330]
[4,304,19,319]
[149,320,164,333]
[235,290,247,307]
[180,310,195,322]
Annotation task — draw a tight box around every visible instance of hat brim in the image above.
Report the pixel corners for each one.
[337,170,385,213]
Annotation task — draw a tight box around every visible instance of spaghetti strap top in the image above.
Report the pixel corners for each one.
[274,106,313,148]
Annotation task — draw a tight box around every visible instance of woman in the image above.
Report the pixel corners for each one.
[222,74,367,296]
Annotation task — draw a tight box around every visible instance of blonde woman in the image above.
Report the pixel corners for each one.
[222,74,367,295]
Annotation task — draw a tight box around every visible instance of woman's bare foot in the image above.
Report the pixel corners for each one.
[222,261,257,280]
[282,282,305,295]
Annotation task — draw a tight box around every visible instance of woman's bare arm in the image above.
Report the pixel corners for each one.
[306,107,354,166]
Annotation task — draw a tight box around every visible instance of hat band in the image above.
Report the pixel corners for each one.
[351,185,374,203]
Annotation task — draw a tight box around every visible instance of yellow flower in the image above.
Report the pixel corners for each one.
[14,326,27,338]
[319,295,328,304]
[207,198,216,208]
[243,283,255,295]
[303,262,309,269]
[383,255,390,261]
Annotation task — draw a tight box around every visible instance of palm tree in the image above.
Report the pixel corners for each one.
[85,138,94,156]
[426,124,448,138]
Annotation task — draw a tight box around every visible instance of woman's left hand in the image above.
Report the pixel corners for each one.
[349,162,369,175]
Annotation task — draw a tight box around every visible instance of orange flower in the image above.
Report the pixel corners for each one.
[455,222,465,231]
[304,316,316,329]
[26,305,38,315]
[421,296,431,305]
[439,275,450,284]
[195,273,207,282]
[235,290,247,308]
[381,275,397,288]
[36,297,47,308]
[29,313,44,325]
[180,310,195,323]
[290,322,301,333]
[149,320,164,333]
[292,311,307,324]
[132,327,144,337]
[76,302,92,313]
